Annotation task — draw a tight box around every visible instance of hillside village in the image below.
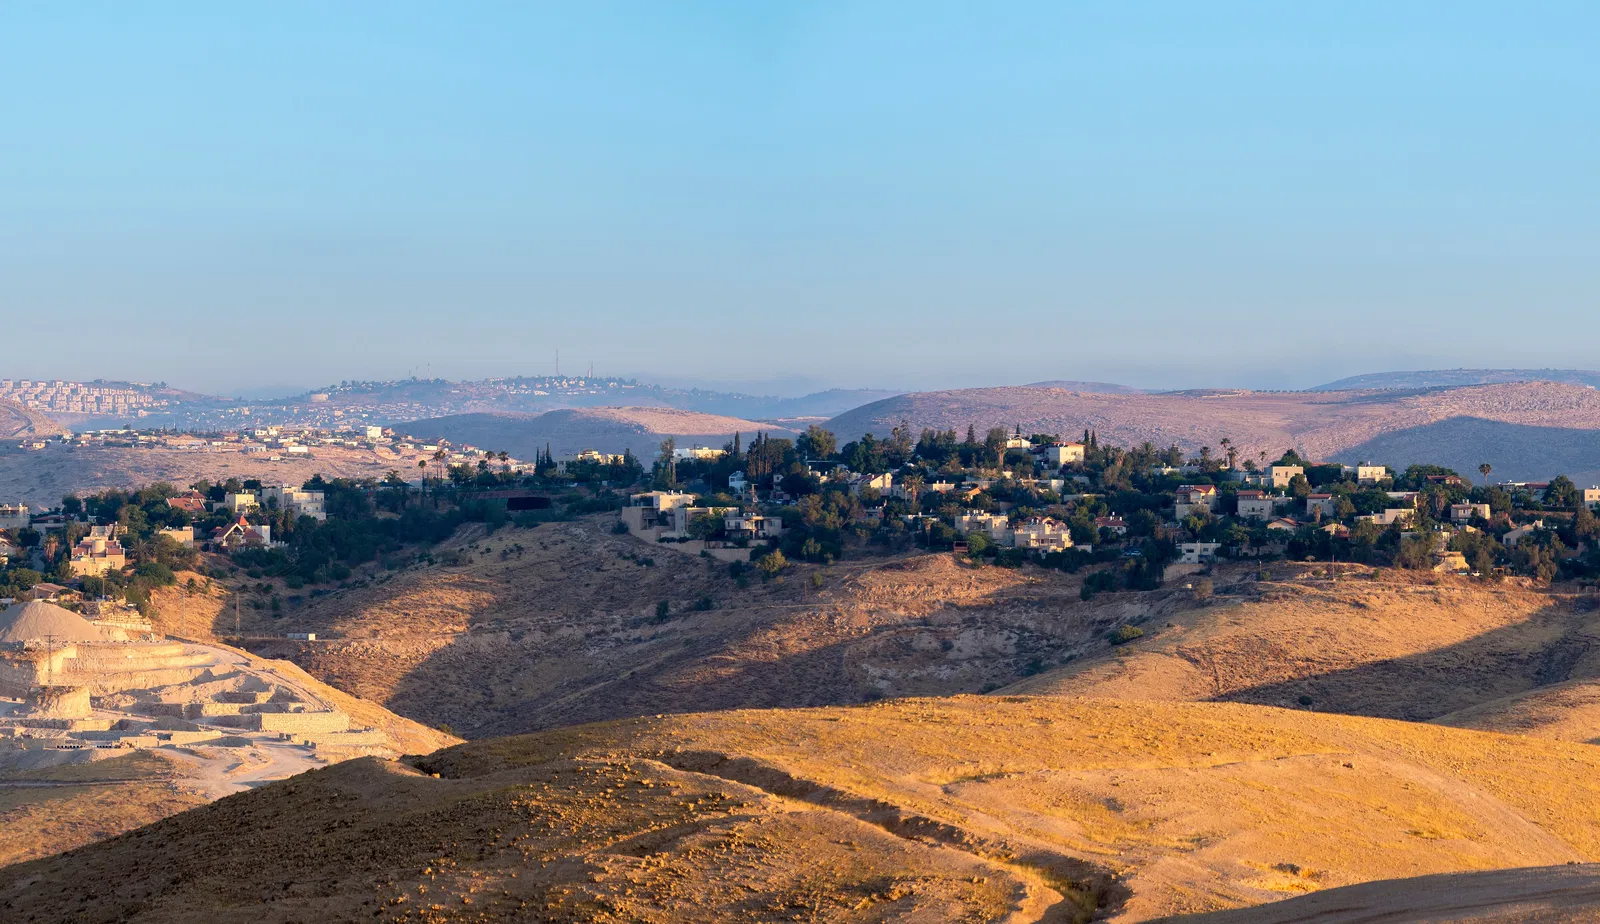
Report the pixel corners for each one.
[4,420,1599,624]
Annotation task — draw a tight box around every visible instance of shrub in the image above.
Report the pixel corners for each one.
[693,596,714,611]
[1297,694,1314,706]
[655,599,670,620]
[612,520,631,535]
[1107,624,1144,645]
[756,551,789,579]
[1192,578,1213,601]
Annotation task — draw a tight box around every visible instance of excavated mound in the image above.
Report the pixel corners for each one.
[0,601,121,644]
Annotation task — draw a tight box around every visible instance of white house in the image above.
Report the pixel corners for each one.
[1236,490,1287,521]
[955,511,1011,542]
[1450,503,1491,523]
[1040,443,1086,466]
[1503,520,1545,548]
[1011,517,1072,552]
[0,504,28,530]
[1358,508,1415,527]
[1305,494,1337,518]
[1175,485,1219,519]
[258,485,326,521]
[221,492,258,513]
[1267,464,1305,489]
[847,473,893,496]
[1178,542,1221,564]
[1346,463,1387,484]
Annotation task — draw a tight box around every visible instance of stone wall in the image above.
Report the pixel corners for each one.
[252,711,349,735]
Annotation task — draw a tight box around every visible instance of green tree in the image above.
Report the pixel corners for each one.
[1544,475,1579,508]
[655,437,678,489]
[797,425,837,460]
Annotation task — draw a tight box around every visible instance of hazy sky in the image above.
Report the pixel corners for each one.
[3,3,1597,396]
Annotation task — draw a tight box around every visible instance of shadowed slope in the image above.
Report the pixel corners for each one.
[1160,864,1600,923]
[246,521,1190,737]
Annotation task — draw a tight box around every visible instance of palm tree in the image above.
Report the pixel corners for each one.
[903,473,924,512]
[1479,462,1492,487]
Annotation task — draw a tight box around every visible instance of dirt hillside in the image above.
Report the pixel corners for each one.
[238,519,1195,737]
[1006,567,1600,739]
[0,399,68,438]
[8,697,1600,922]
[0,443,416,509]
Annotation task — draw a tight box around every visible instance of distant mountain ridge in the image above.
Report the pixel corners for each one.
[403,407,799,459]
[1024,380,1145,394]
[824,381,1600,484]
[1314,368,1600,391]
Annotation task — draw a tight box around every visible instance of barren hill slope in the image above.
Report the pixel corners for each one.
[0,443,411,509]
[0,398,68,438]
[1006,566,1600,740]
[242,520,1183,737]
[9,697,1600,922]
[401,407,798,459]
[825,382,1600,483]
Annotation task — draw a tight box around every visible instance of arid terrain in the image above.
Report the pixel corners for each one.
[403,407,801,460]
[12,517,1600,919]
[826,381,1600,483]
[0,399,68,439]
[233,517,1164,736]
[1008,568,1600,742]
[0,443,418,509]
[232,520,1600,747]
[0,611,455,870]
[10,696,1600,922]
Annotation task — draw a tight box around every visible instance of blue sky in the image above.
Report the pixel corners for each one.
[2,3,1596,396]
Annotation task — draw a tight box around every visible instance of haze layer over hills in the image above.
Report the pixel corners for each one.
[404,408,800,461]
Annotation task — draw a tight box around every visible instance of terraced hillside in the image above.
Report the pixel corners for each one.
[7,697,1600,922]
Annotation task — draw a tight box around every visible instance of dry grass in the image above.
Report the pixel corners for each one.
[0,751,206,867]
[9,697,1600,922]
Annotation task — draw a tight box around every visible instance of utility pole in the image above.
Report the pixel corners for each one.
[235,591,240,640]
